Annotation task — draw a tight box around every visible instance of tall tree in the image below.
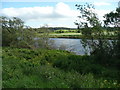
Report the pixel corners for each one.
[75,3,118,66]
[103,7,120,69]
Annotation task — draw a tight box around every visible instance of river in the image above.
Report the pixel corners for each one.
[50,38,90,55]
[35,37,115,55]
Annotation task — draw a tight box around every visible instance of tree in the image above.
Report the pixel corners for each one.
[75,3,117,66]
[35,25,54,49]
[1,16,36,48]
[75,3,102,37]
[1,16,23,46]
[103,7,120,69]
[104,7,120,28]
[1,16,54,49]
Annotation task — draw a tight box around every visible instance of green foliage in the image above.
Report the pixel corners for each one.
[104,7,120,28]
[1,16,53,49]
[75,3,120,70]
[75,3,102,36]
[35,25,54,49]
[2,47,120,88]
[102,6,120,69]
[1,16,36,48]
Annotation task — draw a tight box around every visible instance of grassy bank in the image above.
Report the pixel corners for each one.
[2,47,120,88]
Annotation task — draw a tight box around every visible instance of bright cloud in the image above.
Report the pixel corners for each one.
[95,9,111,20]
[1,2,80,28]
[1,2,79,21]
[1,2,111,28]
[93,2,111,6]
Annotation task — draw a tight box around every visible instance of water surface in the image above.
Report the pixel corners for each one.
[50,38,89,55]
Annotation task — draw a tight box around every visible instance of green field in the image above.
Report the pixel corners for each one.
[48,29,118,39]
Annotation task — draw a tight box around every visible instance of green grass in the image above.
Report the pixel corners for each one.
[2,47,120,88]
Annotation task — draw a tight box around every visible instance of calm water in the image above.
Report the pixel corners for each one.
[35,38,113,55]
[50,38,90,55]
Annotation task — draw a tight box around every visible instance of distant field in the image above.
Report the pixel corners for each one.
[54,29,78,33]
[52,29,117,35]
[50,33,82,36]
[37,29,118,39]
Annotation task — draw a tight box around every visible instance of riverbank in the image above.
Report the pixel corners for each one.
[2,47,120,88]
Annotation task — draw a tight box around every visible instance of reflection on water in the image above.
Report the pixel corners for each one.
[50,38,89,55]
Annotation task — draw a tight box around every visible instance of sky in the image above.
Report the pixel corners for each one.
[1,0,119,28]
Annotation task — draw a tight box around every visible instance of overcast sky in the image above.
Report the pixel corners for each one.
[1,0,119,28]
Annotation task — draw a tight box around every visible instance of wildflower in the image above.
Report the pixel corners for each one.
[113,82,117,85]
[104,80,107,82]
[48,76,52,79]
